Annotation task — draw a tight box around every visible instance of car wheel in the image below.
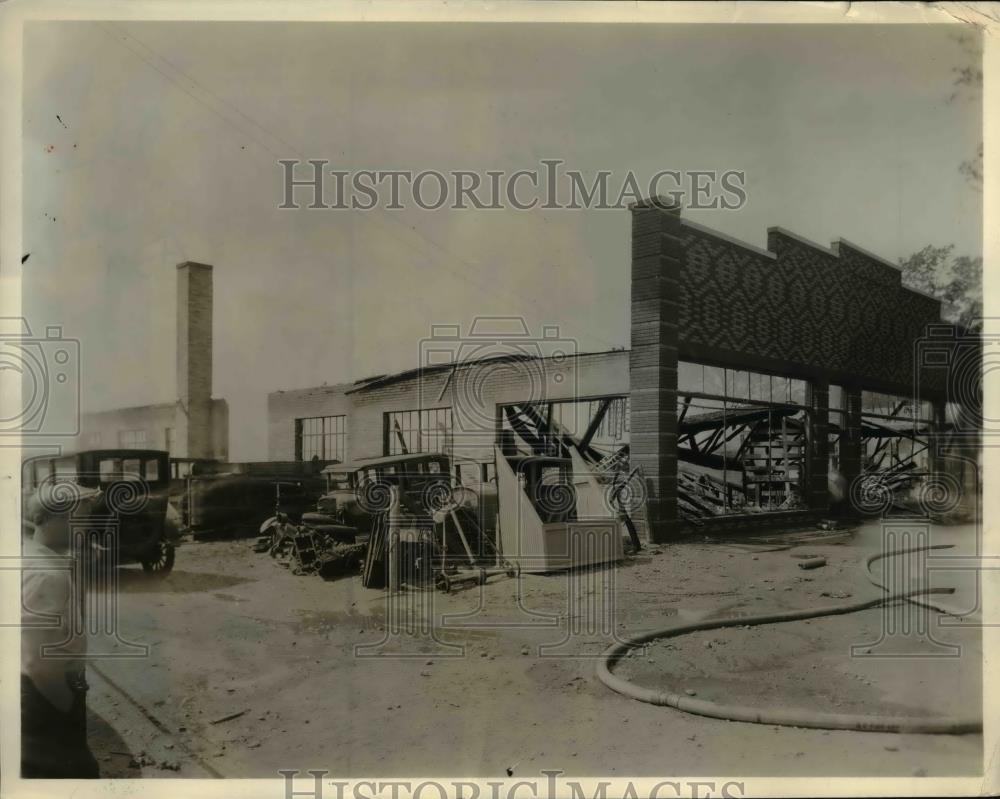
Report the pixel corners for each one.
[140,540,175,575]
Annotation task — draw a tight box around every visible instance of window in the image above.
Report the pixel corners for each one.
[385,408,452,456]
[32,459,53,488]
[325,471,352,491]
[98,457,143,482]
[144,458,160,481]
[296,415,347,462]
[860,390,933,481]
[53,458,77,483]
[118,429,147,449]
[861,390,933,423]
[677,361,809,516]
[678,362,807,405]
[164,427,173,452]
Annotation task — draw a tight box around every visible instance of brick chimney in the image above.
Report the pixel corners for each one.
[176,261,214,458]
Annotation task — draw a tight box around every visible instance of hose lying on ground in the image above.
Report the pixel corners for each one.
[865,543,963,617]
[597,544,981,734]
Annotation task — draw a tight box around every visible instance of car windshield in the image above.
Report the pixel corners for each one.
[32,459,53,488]
[98,458,144,483]
[328,475,350,490]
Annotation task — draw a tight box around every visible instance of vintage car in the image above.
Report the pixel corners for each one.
[313,453,454,531]
[181,460,329,538]
[22,449,176,574]
[304,462,367,535]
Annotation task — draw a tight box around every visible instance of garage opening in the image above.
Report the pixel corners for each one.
[676,361,809,520]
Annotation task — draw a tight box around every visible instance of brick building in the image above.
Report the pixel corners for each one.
[267,201,975,542]
[79,262,229,460]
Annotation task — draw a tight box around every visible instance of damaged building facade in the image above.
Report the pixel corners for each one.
[268,201,978,542]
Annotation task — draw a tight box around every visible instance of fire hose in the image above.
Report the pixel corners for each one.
[596,543,981,734]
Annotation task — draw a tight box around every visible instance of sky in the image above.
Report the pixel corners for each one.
[21,22,983,460]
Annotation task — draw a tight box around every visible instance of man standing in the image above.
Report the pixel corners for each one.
[21,482,102,778]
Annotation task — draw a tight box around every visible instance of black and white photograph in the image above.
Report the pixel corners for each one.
[2,2,996,797]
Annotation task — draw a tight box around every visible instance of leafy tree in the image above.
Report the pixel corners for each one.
[899,245,982,332]
[897,34,984,333]
[950,32,983,190]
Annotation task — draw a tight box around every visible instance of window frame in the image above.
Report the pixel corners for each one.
[295,414,348,462]
[383,407,453,456]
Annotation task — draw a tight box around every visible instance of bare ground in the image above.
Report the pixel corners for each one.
[84,522,983,779]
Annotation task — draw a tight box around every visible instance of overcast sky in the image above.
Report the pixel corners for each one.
[22,22,982,460]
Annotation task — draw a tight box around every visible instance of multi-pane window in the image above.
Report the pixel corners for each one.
[678,361,807,405]
[862,391,933,480]
[98,457,145,482]
[861,390,934,423]
[296,415,347,462]
[543,397,630,455]
[676,361,808,516]
[118,429,147,448]
[385,408,453,456]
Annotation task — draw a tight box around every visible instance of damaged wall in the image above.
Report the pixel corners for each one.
[631,199,954,542]
[267,352,628,463]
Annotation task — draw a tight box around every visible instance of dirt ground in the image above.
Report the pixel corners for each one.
[83,521,983,779]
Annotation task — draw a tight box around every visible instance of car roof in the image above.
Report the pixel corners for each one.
[352,453,450,468]
[320,463,354,475]
[23,448,168,464]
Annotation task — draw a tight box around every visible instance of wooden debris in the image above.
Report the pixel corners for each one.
[209,709,249,725]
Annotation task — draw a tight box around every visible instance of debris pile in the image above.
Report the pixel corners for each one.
[254,522,365,577]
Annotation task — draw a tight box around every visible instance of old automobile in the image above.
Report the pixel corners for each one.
[22,449,176,575]
[181,460,329,538]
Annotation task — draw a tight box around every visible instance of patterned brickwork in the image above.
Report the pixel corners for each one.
[630,204,949,541]
[676,226,944,393]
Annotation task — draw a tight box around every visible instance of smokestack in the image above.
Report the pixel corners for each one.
[176,261,214,458]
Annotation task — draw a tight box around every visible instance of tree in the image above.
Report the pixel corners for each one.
[950,32,983,190]
[899,245,982,332]
[897,34,984,333]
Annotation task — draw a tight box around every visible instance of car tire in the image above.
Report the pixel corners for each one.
[140,540,175,576]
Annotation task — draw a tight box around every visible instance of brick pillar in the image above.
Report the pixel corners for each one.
[176,262,214,459]
[839,386,863,513]
[629,198,682,543]
[805,378,830,510]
